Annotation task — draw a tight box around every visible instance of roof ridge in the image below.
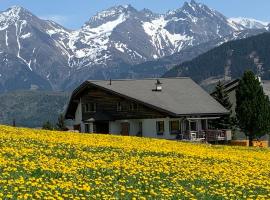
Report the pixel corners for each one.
[87,77,190,82]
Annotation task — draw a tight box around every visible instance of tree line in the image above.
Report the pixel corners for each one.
[42,114,67,131]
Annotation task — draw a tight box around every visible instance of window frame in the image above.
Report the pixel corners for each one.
[117,102,122,111]
[129,103,138,111]
[169,120,180,135]
[156,121,165,136]
[83,103,97,113]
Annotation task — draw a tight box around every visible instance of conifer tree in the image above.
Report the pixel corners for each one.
[211,81,233,129]
[56,114,67,131]
[42,121,54,130]
[236,70,270,146]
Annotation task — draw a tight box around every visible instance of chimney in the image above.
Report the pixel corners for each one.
[153,79,162,92]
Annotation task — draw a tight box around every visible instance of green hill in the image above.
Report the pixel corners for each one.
[163,32,270,84]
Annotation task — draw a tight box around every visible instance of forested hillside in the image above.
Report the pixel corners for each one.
[164,33,270,84]
[0,91,69,127]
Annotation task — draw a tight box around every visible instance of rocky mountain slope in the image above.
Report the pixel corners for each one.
[0,1,269,92]
[122,28,267,79]
[163,32,270,88]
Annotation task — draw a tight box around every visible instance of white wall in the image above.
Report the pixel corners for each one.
[109,118,203,140]
[109,121,121,134]
[74,99,85,132]
[109,119,141,136]
[142,118,183,140]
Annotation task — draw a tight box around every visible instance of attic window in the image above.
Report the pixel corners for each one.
[153,79,162,92]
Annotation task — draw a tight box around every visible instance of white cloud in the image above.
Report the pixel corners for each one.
[40,14,68,25]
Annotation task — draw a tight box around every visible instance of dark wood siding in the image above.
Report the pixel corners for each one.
[81,86,166,121]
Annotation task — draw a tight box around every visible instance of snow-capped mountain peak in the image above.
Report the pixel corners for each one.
[1,6,34,20]
[0,2,269,93]
[84,5,137,28]
[228,17,269,30]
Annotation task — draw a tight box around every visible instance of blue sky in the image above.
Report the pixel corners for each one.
[0,0,269,29]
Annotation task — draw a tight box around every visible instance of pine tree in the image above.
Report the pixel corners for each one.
[56,114,67,131]
[42,121,54,130]
[211,81,233,129]
[236,70,270,146]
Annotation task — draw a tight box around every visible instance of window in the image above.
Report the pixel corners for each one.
[117,102,122,111]
[156,121,165,135]
[84,103,96,113]
[129,103,138,111]
[170,120,180,135]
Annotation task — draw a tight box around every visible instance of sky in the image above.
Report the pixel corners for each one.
[0,0,269,29]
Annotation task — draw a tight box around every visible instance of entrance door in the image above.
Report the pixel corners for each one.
[121,122,130,136]
[95,122,109,134]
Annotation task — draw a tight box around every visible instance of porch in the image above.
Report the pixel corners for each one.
[175,117,232,142]
[176,129,232,143]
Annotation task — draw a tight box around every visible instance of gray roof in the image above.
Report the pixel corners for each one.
[88,77,228,116]
[262,80,270,97]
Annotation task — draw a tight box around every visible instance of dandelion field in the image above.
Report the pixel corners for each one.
[0,126,270,199]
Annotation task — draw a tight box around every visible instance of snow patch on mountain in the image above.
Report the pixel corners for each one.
[68,13,127,61]
[143,16,193,57]
[5,30,8,46]
[20,32,31,39]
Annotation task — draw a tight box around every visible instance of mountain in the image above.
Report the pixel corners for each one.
[0,1,269,92]
[0,90,69,127]
[228,17,269,30]
[121,28,267,79]
[163,32,270,89]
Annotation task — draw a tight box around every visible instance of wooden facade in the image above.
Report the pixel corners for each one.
[80,85,167,122]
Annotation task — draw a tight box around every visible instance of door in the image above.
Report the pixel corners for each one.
[121,122,130,136]
[95,122,109,134]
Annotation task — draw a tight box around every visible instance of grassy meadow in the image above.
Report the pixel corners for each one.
[0,125,270,199]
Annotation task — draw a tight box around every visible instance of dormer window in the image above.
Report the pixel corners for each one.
[153,79,162,92]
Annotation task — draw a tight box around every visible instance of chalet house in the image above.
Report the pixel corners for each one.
[65,78,231,141]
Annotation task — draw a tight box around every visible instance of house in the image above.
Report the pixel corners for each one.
[65,78,231,141]
[211,79,270,147]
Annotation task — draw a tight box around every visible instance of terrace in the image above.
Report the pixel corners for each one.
[175,117,232,143]
[177,129,232,143]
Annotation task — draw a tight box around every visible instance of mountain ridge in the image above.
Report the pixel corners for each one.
[163,32,270,88]
[0,1,269,92]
